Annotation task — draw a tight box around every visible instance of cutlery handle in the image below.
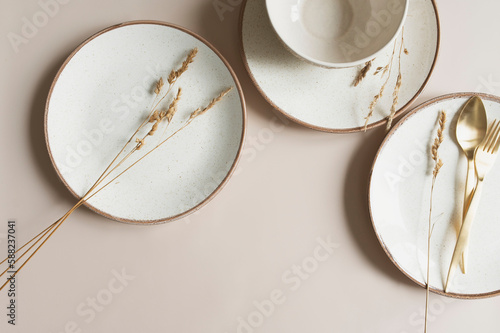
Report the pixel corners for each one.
[459,179,483,241]
[445,180,483,292]
[460,158,477,273]
[463,159,476,216]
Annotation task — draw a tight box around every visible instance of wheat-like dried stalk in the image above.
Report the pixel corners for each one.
[386,28,406,131]
[168,48,198,84]
[424,110,447,333]
[164,88,182,122]
[154,77,164,95]
[81,87,233,207]
[364,27,408,131]
[354,60,373,87]
[431,111,446,176]
[363,41,398,131]
[0,48,234,292]
[385,71,402,131]
[189,87,232,120]
[151,47,197,113]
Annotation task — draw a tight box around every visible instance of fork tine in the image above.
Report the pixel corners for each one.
[486,120,500,153]
[482,120,499,151]
[491,121,500,153]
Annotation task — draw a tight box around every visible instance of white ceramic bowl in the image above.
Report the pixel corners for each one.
[266,0,409,68]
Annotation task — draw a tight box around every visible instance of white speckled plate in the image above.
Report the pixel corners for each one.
[45,21,246,224]
[370,93,500,298]
[240,0,440,133]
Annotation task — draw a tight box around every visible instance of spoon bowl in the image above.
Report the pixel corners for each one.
[457,97,488,159]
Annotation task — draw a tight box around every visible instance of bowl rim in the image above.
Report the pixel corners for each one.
[265,0,410,68]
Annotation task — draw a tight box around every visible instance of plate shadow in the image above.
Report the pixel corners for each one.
[343,127,418,287]
[28,53,77,206]
[197,0,310,133]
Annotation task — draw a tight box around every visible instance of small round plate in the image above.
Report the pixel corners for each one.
[45,21,246,224]
[240,0,440,132]
[370,93,500,298]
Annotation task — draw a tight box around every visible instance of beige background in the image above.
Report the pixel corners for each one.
[1,0,500,332]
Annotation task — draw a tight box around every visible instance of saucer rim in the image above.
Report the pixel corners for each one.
[239,0,441,133]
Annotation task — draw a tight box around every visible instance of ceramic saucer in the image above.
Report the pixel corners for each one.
[240,0,440,132]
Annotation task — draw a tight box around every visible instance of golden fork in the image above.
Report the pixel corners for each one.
[445,120,500,293]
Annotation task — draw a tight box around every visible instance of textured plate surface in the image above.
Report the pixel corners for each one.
[370,93,500,298]
[241,0,439,132]
[45,21,245,224]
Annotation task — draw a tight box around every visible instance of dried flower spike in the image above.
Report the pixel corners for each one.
[189,108,202,120]
[364,82,388,131]
[164,88,182,123]
[154,77,164,95]
[148,121,159,136]
[168,48,198,84]
[431,111,446,176]
[354,60,372,87]
[363,38,398,131]
[195,87,233,118]
[149,110,160,123]
[385,71,402,131]
[385,28,408,131]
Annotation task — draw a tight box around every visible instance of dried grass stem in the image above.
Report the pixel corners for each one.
[424,110,447,333]
[0,48,221,292]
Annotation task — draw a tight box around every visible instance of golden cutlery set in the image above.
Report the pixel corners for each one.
[445,97,500,292]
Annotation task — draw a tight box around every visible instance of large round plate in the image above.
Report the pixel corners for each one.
[45,21,246,224]
[240,0,440,133]
[370,93,500,298]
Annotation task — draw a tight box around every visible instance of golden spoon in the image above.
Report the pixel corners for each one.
[455,96,487,273]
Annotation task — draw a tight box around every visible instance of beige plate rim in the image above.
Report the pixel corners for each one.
[369,92,500,299]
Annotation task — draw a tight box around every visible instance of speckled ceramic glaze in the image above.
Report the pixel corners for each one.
[45,21,245,224]
[241,0,439,132]
[370,93,500,298]
[266,0,409,68]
